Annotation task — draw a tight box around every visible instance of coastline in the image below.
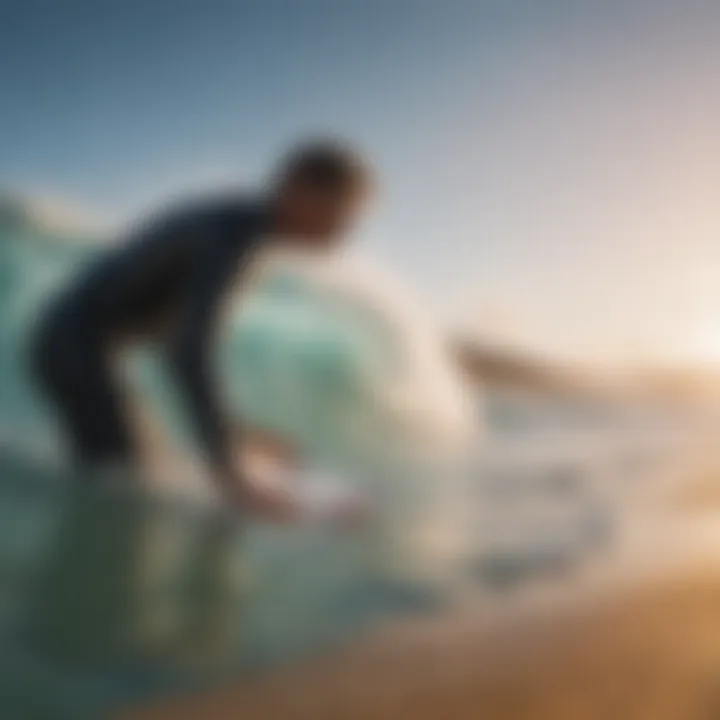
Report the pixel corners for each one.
[123,477,720,720]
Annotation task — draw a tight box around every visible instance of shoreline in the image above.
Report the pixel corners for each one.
[123,532,720,720]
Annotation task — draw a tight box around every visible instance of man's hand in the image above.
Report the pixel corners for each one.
[218,468,300,523]
[222,439,372,528]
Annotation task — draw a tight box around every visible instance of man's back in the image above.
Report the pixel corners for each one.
[32,194,269,472]
[54,195,268,343]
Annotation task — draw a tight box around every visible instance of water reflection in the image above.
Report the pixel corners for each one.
[29,485,246,672]
[0,451,442,715]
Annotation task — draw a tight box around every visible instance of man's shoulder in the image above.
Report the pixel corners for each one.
[164,191,266,229]
[118,191,269,258]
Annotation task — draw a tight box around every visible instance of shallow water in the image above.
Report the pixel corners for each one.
[2,208,717,715]
[0,388,714,716]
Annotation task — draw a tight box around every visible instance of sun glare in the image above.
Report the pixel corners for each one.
[693,328,720,364]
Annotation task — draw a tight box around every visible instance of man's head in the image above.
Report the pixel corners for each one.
[271,139,371,247]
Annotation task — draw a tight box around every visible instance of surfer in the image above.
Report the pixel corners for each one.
[31,139,371,520]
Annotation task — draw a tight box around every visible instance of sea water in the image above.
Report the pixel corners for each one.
[0,201,712,715]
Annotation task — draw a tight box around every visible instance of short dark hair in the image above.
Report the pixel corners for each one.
[274,139,370,195]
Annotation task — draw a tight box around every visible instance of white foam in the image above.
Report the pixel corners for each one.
[221,248,476,477]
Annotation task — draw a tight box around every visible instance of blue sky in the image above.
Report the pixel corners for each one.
[3,0,720,365]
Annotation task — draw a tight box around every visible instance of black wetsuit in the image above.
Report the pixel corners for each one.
[31,196,271,477]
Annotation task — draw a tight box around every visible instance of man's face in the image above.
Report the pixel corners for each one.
[279,181,367,248]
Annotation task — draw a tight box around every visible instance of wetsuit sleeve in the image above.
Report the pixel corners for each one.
[167,243,243,485]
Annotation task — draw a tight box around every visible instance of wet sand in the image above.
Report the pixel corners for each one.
[123,454,720,720]
[120,553,720,720]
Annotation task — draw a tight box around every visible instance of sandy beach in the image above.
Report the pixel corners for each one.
[121,561,720,720]
[123,455,720,720]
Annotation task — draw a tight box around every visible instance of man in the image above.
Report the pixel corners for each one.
[31,139,371,520]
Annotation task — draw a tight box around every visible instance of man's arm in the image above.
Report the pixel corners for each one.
[167,242,242,495]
